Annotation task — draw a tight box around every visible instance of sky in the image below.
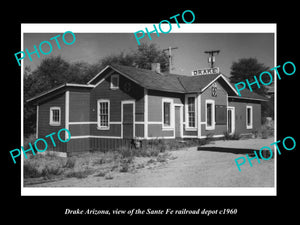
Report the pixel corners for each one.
[23,30,274,78]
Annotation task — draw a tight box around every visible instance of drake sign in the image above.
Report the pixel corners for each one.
[192,67,219,76]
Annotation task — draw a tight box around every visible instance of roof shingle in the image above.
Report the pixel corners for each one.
[28,63,268,103]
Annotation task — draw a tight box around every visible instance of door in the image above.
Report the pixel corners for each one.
[175,105,182,138]
[227,107,235,135]
[122,102,134,139]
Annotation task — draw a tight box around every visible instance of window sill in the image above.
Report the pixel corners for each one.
[246,126,253,130]
[49,123,61,126]
[205,126,215,131]
[185,127,197,131]
[162,126,174,131]
[97,126,110,130]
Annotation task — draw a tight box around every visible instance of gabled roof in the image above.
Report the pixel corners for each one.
[89,64,186,93]
[89,64,239,95]
[27,63,268,104]
[27,83,94,103]
[228,88,269,101]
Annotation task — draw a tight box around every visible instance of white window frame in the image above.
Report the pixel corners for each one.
[162,98,174,130]
[110,74,119,90]
[49,106,61,126]
[205,99,215,130]
[97,99,110,130]
[246,105,253,129]
[49,107,61,126]
[227,106,235,135]
[185,94,197,130]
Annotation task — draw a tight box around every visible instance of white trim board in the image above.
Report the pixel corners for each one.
[201,74,239,96]
[162,98,175,131]
[65,91,70,140]
[71,135,122,139]
[68,121,123,125]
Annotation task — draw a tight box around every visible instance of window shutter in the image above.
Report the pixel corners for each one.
[215,105,227,125]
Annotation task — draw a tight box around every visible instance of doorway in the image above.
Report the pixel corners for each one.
[174,105,182,138]
[122,101,135,139]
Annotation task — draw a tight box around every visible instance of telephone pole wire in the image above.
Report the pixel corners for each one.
[204,50,220,68]
[163,46,178,73]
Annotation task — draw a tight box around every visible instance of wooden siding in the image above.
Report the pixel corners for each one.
[69,124,90,136]
[135,124,144,138]
[90,124,122,137]
[90,138,133,152]
[90,72,144,137]
[67,138,90,154]
[38,93,65,137]
[147,90,183,138]
[69,91,90,122]
[228,99,261,135]
[200,79,228,136]
[37,93,67,152]
[67,138,133,154]
[183,127,197,136]
[148,124,174,138]
[147,90,184,122]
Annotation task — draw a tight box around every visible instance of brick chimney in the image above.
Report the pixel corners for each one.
[151,63,161,74]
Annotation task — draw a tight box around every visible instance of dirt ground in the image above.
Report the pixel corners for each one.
[26,137,275,187]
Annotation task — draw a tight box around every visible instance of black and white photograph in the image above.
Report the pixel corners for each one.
[4,4,298,222]
[21,24,276,195]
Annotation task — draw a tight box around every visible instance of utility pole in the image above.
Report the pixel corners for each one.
[204,50,220,68]
[163,46,178,73]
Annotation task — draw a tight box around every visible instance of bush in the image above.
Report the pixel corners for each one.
[24,161,41,178]
[65,169,93,179]
[41,165,63,179]
[23,133,36,149]
[205,133,214,143]
[95,170,107,177]
[223,131,241,141]
[156,153,169,163]
[231,133,241,140]
[223,131,231,140]
[64,157,76,168]
[118,146,133,158]
[119,163,130,172]
[261,128,268,139]
[105,172,114,180]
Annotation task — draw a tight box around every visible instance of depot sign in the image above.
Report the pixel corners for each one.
[192,67,219,76]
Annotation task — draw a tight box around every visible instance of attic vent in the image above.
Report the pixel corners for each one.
[151,63,161,74]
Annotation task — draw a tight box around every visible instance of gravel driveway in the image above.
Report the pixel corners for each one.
[29,137,275,187]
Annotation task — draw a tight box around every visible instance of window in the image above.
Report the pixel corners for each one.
[162,99,173,130]
[164,102,171,126]
[185,95,197,130]
[110,74,119,89]
[205,100,215,130]
[50,107,61,126]
[97,100,110,129]
[187,97,196,128]
[215,105,227,125]
[246,106,253,129]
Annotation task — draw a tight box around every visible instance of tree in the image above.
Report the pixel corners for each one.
[24,66,36,136]
[98,43,169,72]
[133,43,169,72]
[24,44,170,136]
[230,57,274,120]
[230,58,270,96]
[23,56,98,136]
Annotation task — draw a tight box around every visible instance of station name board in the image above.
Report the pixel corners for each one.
[192,67,219,76]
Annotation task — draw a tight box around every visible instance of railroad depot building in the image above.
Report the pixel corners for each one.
[28,63,267,155]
